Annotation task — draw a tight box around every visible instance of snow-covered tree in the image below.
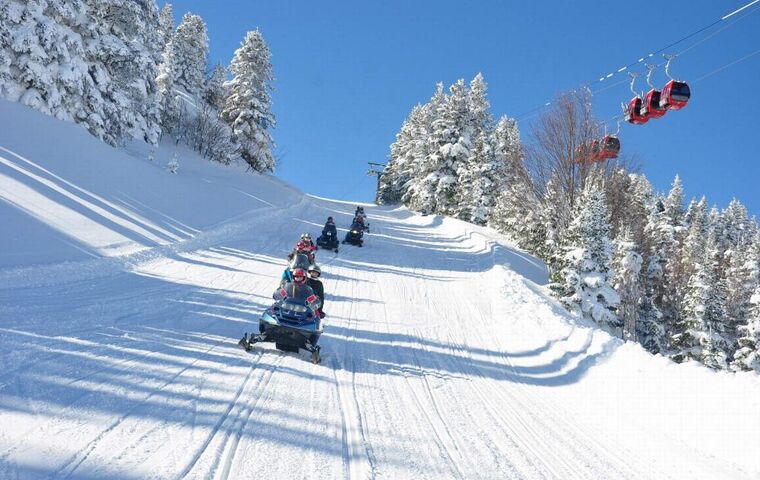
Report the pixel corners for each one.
[490,180,547,257]
[731,284,760,372]
[0,0,89,122]
[158,3,175,49]
[204,63,227,111]
[83,0,162,145]
[457,113,520,225]
[671,231,729,369]
[664,174,685,227]
[222,29,276,173]
[552,184,621,332]
[156,39,180,135]
[613,230,643,341]
[379,103,429,205]
[171,12,208,95]
[405,83,447,213]
[429,79,472,216]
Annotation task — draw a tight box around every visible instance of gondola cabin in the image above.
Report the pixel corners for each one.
[597,135,620,160]
[624,96,650,125]
[659,80,690,110]
[641,89,667,119]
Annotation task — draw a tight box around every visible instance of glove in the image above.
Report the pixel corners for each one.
[319,311,326,319]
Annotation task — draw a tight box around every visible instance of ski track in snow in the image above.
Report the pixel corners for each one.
[2,189,760,478]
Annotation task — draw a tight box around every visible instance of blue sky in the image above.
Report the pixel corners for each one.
[164,0,760,215]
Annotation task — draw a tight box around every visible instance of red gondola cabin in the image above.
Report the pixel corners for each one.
[641,89,667,119]
[659,80,690,110]
[625,96,650,125]
[597,135,620,160]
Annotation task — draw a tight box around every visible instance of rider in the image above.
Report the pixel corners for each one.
[300,232,316,250]
[306,264,326,318]
[279,268,316,300]
[322,217,337,235]
[287,238,315,264]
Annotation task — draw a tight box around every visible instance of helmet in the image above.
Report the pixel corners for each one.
[327,216,334,223]
[301,232,312,241]
[307,264,321,277]
[292,268,307,284]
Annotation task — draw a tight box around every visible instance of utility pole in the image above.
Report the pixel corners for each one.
[366,162,386,205]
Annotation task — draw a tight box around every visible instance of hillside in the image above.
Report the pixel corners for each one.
[1,101,759,479]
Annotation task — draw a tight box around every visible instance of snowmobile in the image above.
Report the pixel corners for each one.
[316,229,339,253]
[239,287,323,364]
[342,221,364,247]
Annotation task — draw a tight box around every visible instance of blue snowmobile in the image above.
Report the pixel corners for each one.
[239,270,323,364]
[342,221,364,247]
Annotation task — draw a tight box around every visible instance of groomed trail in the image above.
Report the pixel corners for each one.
[1,101,759,479]
[1,194,758,479]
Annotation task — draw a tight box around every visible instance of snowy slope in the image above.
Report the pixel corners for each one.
[1,101,759,479]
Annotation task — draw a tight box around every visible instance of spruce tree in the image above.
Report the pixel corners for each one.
[204,63,227,111]
[671,231,729,369]
[406,83,446,213]
[158,3,175,49]
[222,29,276,173]
[380,103,428,204]
[430,79,471,216]
[553,185,621,332]
[172,12,208,95]
[613,230,643,341]
[731,283,760,372]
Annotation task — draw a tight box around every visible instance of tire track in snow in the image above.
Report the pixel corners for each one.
[205,353,284,480]
[50,334,232,479]
[377,266,466,479]
[331,260,375,480]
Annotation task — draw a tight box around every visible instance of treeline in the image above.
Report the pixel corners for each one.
[381,80,760,373]
[0,1,275,172]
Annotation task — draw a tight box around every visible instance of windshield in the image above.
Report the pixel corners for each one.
[291,253,310,270]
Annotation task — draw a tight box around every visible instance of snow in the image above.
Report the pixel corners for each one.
[1,99,759,479]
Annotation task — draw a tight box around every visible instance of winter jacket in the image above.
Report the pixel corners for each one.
[322,223,338,237]
[306,278,325,307]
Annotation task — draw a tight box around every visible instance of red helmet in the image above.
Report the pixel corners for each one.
[292,268,306,284]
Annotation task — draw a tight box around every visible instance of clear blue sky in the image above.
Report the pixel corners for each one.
[164,0,760,215]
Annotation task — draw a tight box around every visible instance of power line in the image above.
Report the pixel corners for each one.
[514,0,760,120]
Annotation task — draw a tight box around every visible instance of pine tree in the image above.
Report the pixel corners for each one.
[406,83,446,213]
[664,174,685,226]
[553,185,621,332]
[83,0,162,145]
[724,234,760,356]
[430,79,471,216]
[0,0,89,123]
[462,114,520,225]
[731,283,760,372]
[158,3,175,49]
[671,231,729,369]
[222,29,276,173]
[172,12,208,95]
[452,73,498,222]
[379,103,428,204]
[490,181,547,257]
[204,63,227,111]
[156,38,181,135]
[613,230,643,341]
